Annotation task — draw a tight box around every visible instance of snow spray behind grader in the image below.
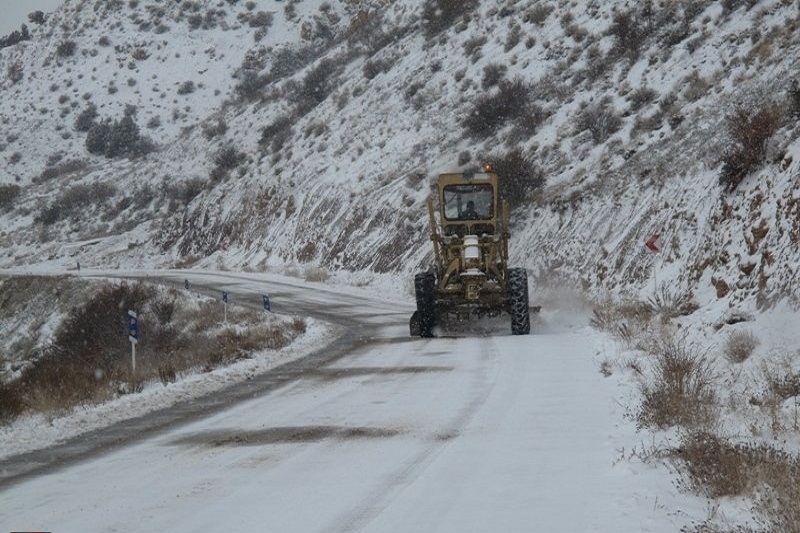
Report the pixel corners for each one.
[410,166,535,337]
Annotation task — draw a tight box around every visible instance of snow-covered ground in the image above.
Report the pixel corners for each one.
[0,284,708,531]
[0,267,411,460]
[2,0,800,529]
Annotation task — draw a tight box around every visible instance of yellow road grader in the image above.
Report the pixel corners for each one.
[410,167,532,337]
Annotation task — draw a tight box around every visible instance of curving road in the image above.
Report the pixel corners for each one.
[0,270,698,532]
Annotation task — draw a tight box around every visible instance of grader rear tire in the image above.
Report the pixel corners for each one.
[414,272,436,337]
[509,268,530,335]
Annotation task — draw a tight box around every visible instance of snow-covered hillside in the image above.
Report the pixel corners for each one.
[1,0,799,313]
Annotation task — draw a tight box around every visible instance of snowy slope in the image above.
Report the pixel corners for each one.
[0,0,796,317]
[3,3,800,531]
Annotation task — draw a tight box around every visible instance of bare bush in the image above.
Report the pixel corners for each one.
[761,361,800,404]
[524,4,553,25]
[724,330,759,363]
[234,70,268,100]
[161,177,206,206]
[422,0,479,38]
[362,57,392,80]
[790,80,800,119]
[608,9,647,61]
[638,337,717,429]
[629,86,657,111]
[462,77,543,139]
[481,63,507,89]
[290,317,307,334]
[671,430,800,530]
[35,182,117,225]
[590,297,653,348]
[56,40,77,57]
[213,146,246,171]
[177,80,195,95]
[259,114,294,153]
[35,159,88,183]
[647,286,698,319]
[7,61,23,83]
[719,104,785,191]
[576,97,622,143]
[291,58,340,114]
[201,118,227,139]
[304,265,330,282]
[0,184,21,211]
[482,149,545,208]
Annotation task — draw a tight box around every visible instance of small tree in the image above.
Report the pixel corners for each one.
[422,0,479,37]
[462,77,540,139]
[608,9,646,61]
[483,149,545,209]
[0,184,21,211]
[576,98,622,143]
[719,104,784,191]
[74,103,98,132]
[56,40,77,57]
[28,11,46,25]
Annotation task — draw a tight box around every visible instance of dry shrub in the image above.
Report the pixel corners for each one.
[576,97,622,143]
[672,431,800,531]
[0,381,25,423]
[647,286,698,320]
[590,297,653,346]
[760,361,800,404]
[724,330,759,363]
[304,265,330,282]
[672,431,800,498]
[719,104,785,191]
[482,149,545,208]
[422,0,479,38]
[462,77,543,139]
[0,183,21,211]
[13,283,154,412]
[607,9,647,61]
[1,280,308,425]
[638,337,717,429]
[290,316,307,334]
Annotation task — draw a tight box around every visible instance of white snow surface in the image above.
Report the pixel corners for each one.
[1,268,709,532]
[2,0,800,530]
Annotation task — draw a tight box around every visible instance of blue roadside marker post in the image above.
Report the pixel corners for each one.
[128,310,139,375]
[262,293,271,313]
[222,291,228,324]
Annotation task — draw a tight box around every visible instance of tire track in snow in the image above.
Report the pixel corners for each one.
[325,336,502,533]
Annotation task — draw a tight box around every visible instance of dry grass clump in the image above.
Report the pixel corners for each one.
[647,286,698,320]
[304,265,330,282]
[719,103,786,191]
[672,431,800,531]
[590,296,653,347]
[638,337,717,429]
[724,330,759,363]
[0,281,308,425]
[761,362,800,405]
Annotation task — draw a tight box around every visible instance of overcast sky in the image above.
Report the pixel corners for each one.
[0,0,64,36]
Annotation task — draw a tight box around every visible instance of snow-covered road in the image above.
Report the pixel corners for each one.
[0,270,704,531]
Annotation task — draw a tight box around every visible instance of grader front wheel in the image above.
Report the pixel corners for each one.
[413,272,436,337]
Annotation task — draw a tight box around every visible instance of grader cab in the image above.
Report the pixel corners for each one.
[410,167,531,337]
